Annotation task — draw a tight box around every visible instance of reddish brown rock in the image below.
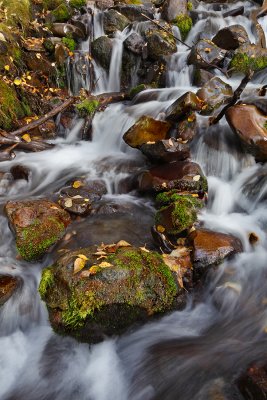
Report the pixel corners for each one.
[123,116,171,148]
[0,275,20,306]
[226,104,267,161]
[138,161,208,193]
[5,200,71,261]
[189,228,243,279]
[140,138,190,163]
[237,363,267,400]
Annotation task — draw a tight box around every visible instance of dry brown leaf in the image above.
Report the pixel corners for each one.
[193,175,200,181]
[93,251,107,256]
[73,257,86,274]
[116,240,131,248]
[168,138,173,146]
[140,246,150,253]
[64,198,73,208]
[72,195,83,199]
[163,255,184,288]
[80,270,91,278]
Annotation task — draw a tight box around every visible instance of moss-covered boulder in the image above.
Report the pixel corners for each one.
[5,200,71,261]
[91,36,113,70]
[1,0,31,30]
[230,44,267,74]
[0,81,26,130]
[49,4,71,23]
[155,194,203,235]
[103,9,130,36]
[123,115,171,148]
[39,246,179,342]
[173,14,193,41]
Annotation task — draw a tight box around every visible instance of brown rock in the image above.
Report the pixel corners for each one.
[197,77,233,115]
[55,43,69,67]
[188,39,227,69]
[123,116,171,148]
[212,25,249,50]
[0,275,20,306]
[165,92,203,122]
[226,104,267,162]
[176,114,197,142]
[10,165,30,181]
[140,138,190,163]
[138,160,208,193]
[5,200,71,261]
[189,228,243,279]
[237,363,267,400]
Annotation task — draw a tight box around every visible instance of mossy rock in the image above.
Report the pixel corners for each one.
[51,4,71,22]
[155,194,203,235]
[2,0,31,30]
[230,45,267,74]
[75,99,99,117]
[43,0,67,11]
[91,36,113,70]
[0,81,25,130]
[5,200,71,261]
[69,0,87,8]
[39,246,179,342]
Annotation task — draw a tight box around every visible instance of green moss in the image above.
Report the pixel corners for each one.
[60,247,177,330]
[52,4,71,22]
[17,217,65,261]
[43,0,66,10]
[230,52,267,74]
[75,99,99,117]
[2,0,30,30]
[129,84,148,98]
[0,81,24,130]
[264,121,267,130]
[62,290,104,328]
[173,14,193,41]
[69,0,86,8]
[187,2,193,10]
[62,37,76,52]
[39,268,54,299]
[155,195,203,235]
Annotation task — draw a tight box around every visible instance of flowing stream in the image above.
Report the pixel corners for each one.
[0,2,267,399]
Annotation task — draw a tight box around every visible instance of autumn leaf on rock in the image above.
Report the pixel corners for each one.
[116,240,131,248]
[22,133,31,142]
[64,198,73,208]
[99,261,113,268]
[73,257,86,274]
[77,254,89,261]
[163,254,184,288]
[73,180,83,189]
[140,246,150,253]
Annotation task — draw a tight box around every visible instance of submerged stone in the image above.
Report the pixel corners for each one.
[39,246,179,342]
[5,200,71,261]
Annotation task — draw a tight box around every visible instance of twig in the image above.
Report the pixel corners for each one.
[10,97,75,136]
[140,13,192,50]
[209,71,254,125]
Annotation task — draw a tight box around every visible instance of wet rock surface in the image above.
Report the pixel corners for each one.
[212,25,249,50]
[189,229,243,279]
[165,92,203,122]
[188,39,227,69]
[91,36,113,70]
[0,275,20,306]
[197,77,233,115]
[39,245,179,342]
[123,116,171,148]
[5,200,71,261]
[237,363,267,400]
[140,138,190,163]
[138,161,208,193]
[226,104,267,162]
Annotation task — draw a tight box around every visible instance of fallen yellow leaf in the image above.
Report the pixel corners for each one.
[4,65,10,71]
[77,254,89,261]
[64,198,73,208]
[73,257,86,274]
[99,261,113,268]
[116,240,131,247]
[22,133,31,142]
[73,180,83,189]
[13,77,22,86]
[157,225,165,233]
